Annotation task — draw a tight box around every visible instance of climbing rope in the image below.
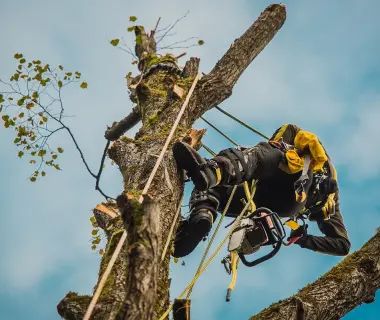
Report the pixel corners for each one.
[186,185,238,298]
[161,191,184,262]
[83,73,201,320]
[215,106,270,140]
[157,190,255,320]
[201,116,239,146]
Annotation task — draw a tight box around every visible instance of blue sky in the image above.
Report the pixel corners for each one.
[0,0,379,319]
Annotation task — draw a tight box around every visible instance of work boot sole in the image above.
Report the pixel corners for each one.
[173,142,209,191]
[173,213,213,258]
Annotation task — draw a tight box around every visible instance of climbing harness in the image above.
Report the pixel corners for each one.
[83,73,201,320]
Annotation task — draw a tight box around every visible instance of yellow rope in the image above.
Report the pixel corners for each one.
[227,251,239,294]
[157,186,254,320]
[83,74,201,320]
[160,192,184,262]
[186,185,238,298]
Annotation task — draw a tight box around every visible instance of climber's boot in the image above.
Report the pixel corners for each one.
[173,208,217,258]
[173,141,222,191]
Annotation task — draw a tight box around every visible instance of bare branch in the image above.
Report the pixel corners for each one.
[95,140,114,200]
[157,36,198,50]
[156,11,190,45]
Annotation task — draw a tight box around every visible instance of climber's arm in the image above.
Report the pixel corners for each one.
[297,191,351,256]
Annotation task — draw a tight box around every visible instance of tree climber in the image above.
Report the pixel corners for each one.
[172,124,350,258]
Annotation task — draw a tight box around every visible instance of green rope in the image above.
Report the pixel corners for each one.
[215,106,270,140]
[201,143,217,157]
[200,116,239,147]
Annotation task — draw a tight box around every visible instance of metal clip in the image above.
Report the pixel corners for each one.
[221,256,232,275]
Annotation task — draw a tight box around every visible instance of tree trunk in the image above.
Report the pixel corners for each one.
[250,229,380,320]
[57,4,286,320]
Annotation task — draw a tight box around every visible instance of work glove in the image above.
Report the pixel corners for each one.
[287,224,308,245]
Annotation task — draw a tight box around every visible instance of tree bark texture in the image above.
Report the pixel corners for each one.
[115,195,160,320]
[250,230,380,320]
[57,4,287,320]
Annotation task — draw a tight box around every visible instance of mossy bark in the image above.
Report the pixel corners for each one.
[250,230,380,320]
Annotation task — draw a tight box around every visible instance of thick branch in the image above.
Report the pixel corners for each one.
[192,4,286,115]
[116,194,160,320]
[104,105,141,141]
[250,230,380,320]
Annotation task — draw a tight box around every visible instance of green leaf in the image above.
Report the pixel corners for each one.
[58,65,63,70]
[99,249,105,255]
[17,99,24,106]
[42,116,48,122]
[125,72,132,79]
[127,26,135,32]
[37,149,46,157]
[14,137,21,143]
[20,58,26,64]
[29,160,36,164]
[2,115,9,121]
[0,94,4,103]
[110,39,120,46]
[30,177,36,182]
[91,229,98,236]
[90,216,96,223]
[58,80,63,88]
[14,53,23,59]
[52,154,58,160]
[41,171,46,177]
[26,102,34,110]
[18,151,24,158]
[91,245,96,250]
[57,147,63,153]
[80,82,88,89]
[129,16,137,22]
[18,112,24,118]
[198,40,205,46]
[136,35,142,45]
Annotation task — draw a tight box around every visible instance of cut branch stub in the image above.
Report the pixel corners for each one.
[135,26,157,61]
[104,105,141,141]
[57,292,91,320]
[182,57,200,78]
[93,202,121,237]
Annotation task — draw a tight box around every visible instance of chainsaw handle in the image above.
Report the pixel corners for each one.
[238,240,282,267]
